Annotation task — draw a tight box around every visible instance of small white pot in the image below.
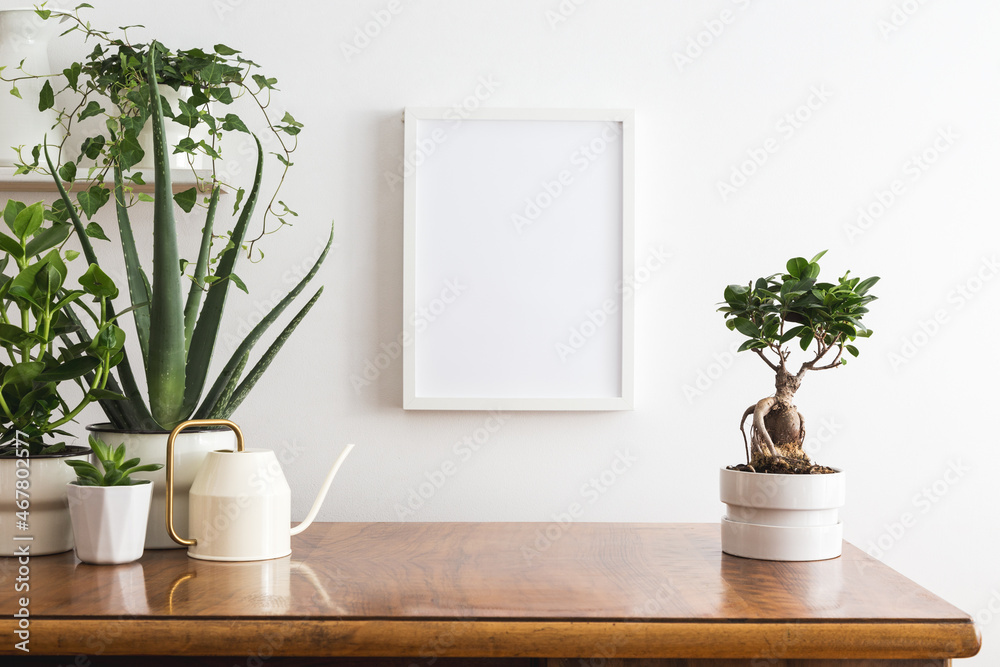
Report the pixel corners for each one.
[87,424,235,549]
[67,481,152,565]
[0,447,89,556]
[719,466,845,561]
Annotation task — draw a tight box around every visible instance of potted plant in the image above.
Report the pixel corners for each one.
[65,436,163,564]
[0,200,124,556]
[717,251,879,561]
[2,7,332,548]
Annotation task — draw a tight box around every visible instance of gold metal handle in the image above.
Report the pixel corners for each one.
[165,419,246,547]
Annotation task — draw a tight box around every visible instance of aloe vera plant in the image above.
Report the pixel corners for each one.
[1,10,332,431]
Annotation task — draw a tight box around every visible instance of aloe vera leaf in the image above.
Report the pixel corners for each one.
[182,137,263,416]
[113,164,150,366]
[195,222,333,418]
[183,185,220,350]
[215,287,323,418]
[144,51,187,429]
[206,351,249,419]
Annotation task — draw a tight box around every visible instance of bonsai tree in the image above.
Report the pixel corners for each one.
[0,200,124,455]
[1,6,331,431]
[718,251,878,473]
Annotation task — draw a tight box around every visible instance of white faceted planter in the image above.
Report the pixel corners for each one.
[720,466,845,561]
[87,424,235,549]
[67,481,152,565]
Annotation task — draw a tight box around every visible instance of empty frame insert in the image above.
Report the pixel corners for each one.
[403,108,634,410]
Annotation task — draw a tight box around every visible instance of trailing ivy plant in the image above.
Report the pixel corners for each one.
[0,5,332,432]
[65,435,163,486]
[0,201,124,456]
[0,3,303,252]
[718,251,879,473]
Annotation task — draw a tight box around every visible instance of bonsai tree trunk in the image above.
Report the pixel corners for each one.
[740,367,808,468]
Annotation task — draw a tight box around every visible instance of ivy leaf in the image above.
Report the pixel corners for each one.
[80,135,106,160]
[38,80,54,111]
[173,187,197,213]
[9,86,21,99]
[214,44,240,56]
[78,100,104,122]
[210,87,233,104]
[63,62,82,90]
[58,161,77,183]
[221,113,248,133]
[84,222,110,242]
[252,74,277,90]
[77,185,110,220]
[229,273,248,294]
[231,187,245,216]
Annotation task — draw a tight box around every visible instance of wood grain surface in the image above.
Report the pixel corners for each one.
[0,523,980,661]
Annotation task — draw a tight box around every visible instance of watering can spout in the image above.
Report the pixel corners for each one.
[290,443,355,536]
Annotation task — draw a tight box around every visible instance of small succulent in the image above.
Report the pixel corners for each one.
[65,435,163,486]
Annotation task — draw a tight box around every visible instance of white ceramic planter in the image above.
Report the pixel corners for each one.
[0,9,64,166]
[719,466,845,561]
[87,424,235,549]
[67,481,152,564]
[0,447,89,556]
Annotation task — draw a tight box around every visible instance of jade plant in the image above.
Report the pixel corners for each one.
[0,201,124,456]
[65,435,163,486]
[1,6,332,431]
[718,251,878,473]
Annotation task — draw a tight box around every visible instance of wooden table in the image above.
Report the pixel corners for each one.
[0,523,981,666]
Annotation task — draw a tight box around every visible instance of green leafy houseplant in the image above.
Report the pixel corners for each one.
[718,251,879,474]
[0,200,124,456]
[65,435,162,485]
[1,6,332,431]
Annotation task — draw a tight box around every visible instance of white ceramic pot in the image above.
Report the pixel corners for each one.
[87,424,235,549]
[0,9,64,166]
[0,447,89,556]
[66,481,152,564]
[719,466,845,561]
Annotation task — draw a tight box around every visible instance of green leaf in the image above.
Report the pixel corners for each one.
[87,388,127,401]
[785,257,808,279]
[78,100,105,122]
[221,113,248,133]
[809,250,828,264]
[78,186,110,220]
[846,344,859,357]
[38,80,54,111]
[799,331,813,351]
[58,160,77,183]
[63,62,82,90]
[37,356,102,382]
[79,263,119,299]
[173,187,197,213]
[214,44,240,56]
[855,276,880,296]
[0,232,23,259]
[732,318,759,338]
[2,361,45,388]
[9,86,20,99]
[228,273,248,293]
[12,202,45,241]
[737,339,767,353]
[3,200,25,229]
[84,222,110,241]
[80,135,106,160]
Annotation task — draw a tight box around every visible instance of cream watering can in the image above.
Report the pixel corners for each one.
[165,419,355,561]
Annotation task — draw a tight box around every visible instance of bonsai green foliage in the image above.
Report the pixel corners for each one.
[0,201,125,457]
[0,5,332,431]
[718,251,879,470]
[65,435,163,486]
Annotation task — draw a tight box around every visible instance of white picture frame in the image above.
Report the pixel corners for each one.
[403,108,634,411]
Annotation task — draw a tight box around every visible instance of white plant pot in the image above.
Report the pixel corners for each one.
[0,447,89,556]
[67,481,152,565]
[0,9,65,166]
[719,466,845,561]
[87,424,235,549]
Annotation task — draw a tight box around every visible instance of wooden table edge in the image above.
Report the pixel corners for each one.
[0,618,981,659]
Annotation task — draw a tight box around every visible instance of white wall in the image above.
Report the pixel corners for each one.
[3,0,998,663]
